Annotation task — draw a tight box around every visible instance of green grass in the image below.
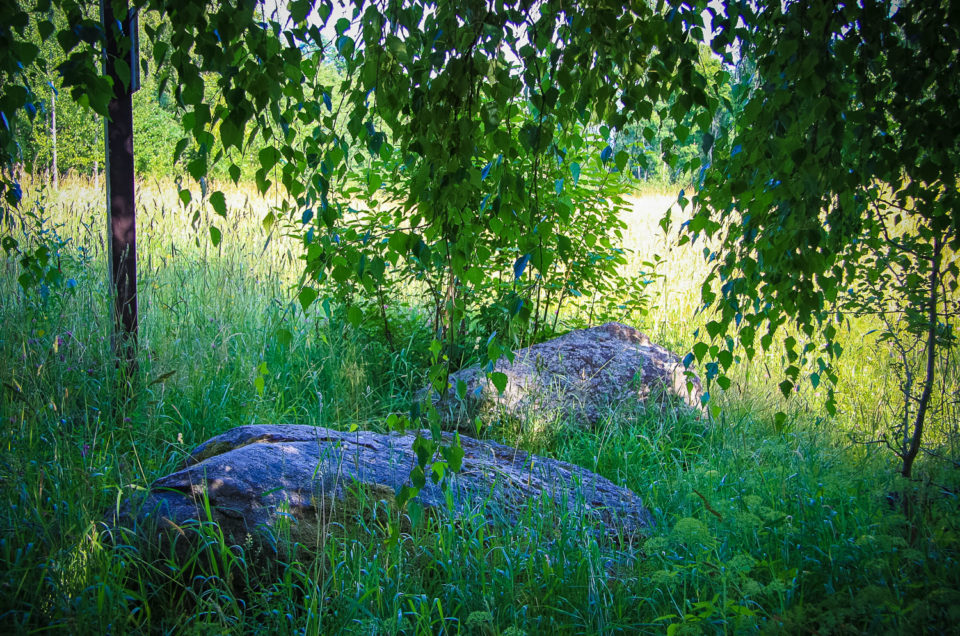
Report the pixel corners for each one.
[1,179,959,633]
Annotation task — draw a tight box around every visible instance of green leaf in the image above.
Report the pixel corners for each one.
[276,328,293,349]
[825,396,837,416]
[220,118,243,151]
[147,370,177,387]
[289,0,311,22]
[259,147,281,173]
[428,463,448,490]
[774,411,787,433]
[488,371,508,394]
[114,58,131,93]
[615,150,629,173]
[336,35,355,58]
[209,191,227,217]
[1,236,18,254]
[298,287,318,312]
[187,157,206,181]
[413,435,434,466]
[388,231,408,254]
[464,267,484,286]
[262,212,276,232]
[760,333,773,351]
[367,172,382,195]
[173,137,189,163]
[332,265,352,283]
[395,485,418,512]
[717,349,733,370]
[209,226,222,247]
[407,500,423,527]
[441,437,465,473]
[778,380,793,397]
[705,321,723,339]
[692,342,709,362]
[347,304,363,327]
[369,257,385,281]
[410,465,426,489]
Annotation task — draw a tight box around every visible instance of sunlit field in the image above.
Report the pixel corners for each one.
[1,176,959,633]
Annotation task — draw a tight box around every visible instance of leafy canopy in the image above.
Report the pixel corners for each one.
[1,0,716,343]
[689,1,959,440]
[4,0,954,448]
[0,0,718,505]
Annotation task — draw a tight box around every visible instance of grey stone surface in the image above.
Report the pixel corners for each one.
[431,322,703,427]
[120,424,654,544]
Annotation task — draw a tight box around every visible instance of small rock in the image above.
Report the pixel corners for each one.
[430,322,703,428]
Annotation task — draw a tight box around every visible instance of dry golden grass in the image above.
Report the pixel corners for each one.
[11,175,958,445]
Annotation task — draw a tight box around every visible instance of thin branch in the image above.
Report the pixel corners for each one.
[901,235,942,478]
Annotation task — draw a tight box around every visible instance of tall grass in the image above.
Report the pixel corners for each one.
[1,178,958,633]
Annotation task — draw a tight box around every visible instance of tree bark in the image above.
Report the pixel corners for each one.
[93,115,100,188]
[51,89,58,188]
[102,0,138,372]
[901,236,942,478]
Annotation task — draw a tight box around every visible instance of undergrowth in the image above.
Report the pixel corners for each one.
[1,182,959,633]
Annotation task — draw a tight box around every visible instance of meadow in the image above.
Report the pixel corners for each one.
[1,176,959,634]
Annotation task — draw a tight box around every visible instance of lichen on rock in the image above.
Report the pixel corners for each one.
[428,322,704,429]
[116,424,655,549]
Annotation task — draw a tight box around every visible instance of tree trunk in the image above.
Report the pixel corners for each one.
[102,0,138,372]
[51,89,58,188]
[901,236,942,479]
[93,115,100,188]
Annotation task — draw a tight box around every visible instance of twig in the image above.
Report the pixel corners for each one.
[692,488,723,521]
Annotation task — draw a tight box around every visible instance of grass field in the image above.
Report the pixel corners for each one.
[1,177,959,633]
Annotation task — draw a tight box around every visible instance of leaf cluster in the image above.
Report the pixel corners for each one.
[690,1,960,420]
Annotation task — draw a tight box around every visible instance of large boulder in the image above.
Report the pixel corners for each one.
[118,424,654,546]
[431,322,703,428]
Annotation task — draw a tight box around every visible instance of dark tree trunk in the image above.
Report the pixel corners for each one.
[102,0,138,371]
[901,236,942,479]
